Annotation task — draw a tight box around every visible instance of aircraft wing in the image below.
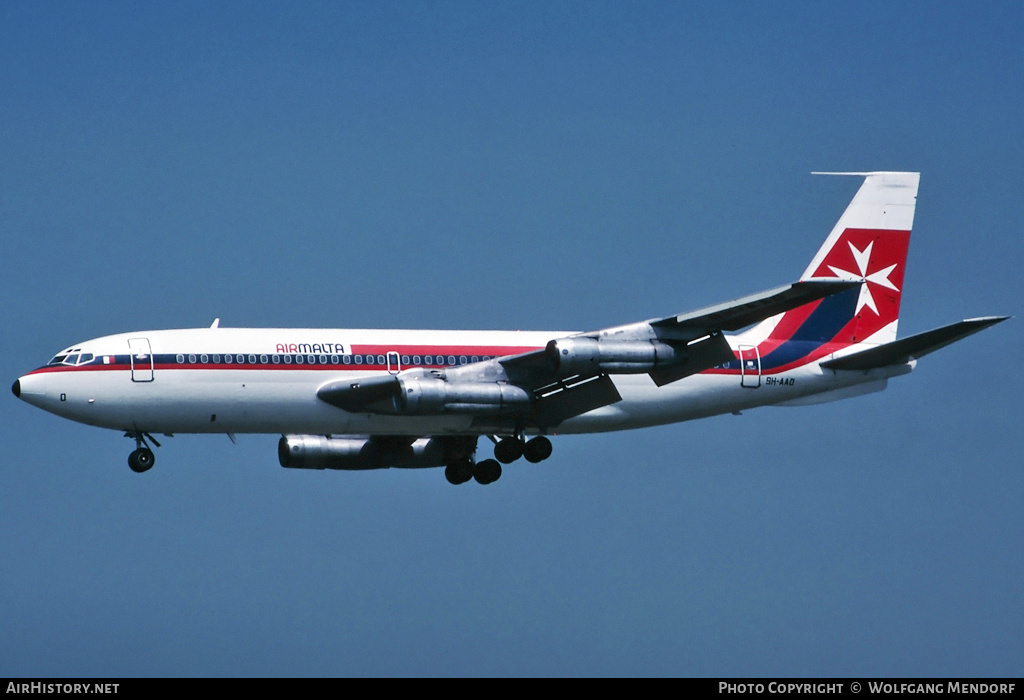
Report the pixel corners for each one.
[500,279,859,381]
[492,279,860,425]
[820,316,1010,371]
[647,279,861,338]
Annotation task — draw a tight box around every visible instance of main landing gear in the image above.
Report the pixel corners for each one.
[442,436,495,486]
[444,458,502,486]
[443,435,554,486]
[125,431,160,473]
[496,435,552,464]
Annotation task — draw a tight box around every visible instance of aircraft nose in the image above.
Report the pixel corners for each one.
[13,374,47,404]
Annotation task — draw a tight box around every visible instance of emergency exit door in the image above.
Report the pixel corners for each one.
[128,338,154,382]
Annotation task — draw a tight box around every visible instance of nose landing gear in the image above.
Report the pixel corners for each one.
[128,448,155,473]
[125,431,160,473]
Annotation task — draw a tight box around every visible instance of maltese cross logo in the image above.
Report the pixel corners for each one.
[826,240,899,315]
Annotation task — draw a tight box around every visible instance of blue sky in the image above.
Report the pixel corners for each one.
[2,1,1021,677]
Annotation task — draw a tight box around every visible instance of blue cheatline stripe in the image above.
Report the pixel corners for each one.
[716,286,861,372]
[759,286,860,369]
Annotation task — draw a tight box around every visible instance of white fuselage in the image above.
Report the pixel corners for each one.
[14,327,910,438]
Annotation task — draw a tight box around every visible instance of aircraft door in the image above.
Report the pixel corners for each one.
[739,345,760,388]
[128,338,154,382]
[387,351,401,375]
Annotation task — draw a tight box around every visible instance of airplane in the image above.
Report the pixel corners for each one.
[12,172,1008,485]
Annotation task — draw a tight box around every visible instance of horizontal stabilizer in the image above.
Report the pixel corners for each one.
[820,316,1009,371]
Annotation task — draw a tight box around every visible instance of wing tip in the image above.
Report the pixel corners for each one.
[811,170,921,177]
[963,315,1011,323]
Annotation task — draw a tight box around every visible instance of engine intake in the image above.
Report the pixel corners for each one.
[316,374,400,412]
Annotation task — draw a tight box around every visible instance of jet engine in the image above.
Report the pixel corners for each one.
[278,435,447,470]
[317,373,532,415]
[394,375,531,414]
[545,337,685,375]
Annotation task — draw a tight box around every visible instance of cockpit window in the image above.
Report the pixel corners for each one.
[49,353,95,366]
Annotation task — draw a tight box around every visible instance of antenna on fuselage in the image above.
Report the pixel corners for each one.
[210,318,220,328]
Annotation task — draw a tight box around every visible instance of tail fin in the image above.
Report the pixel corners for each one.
[737,172,919,371]
[799,171,918,345]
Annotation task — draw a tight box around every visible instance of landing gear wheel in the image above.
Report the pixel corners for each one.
[523,436,553,463]
[128,448,155,473]
[494,438,524,464]
[444,458,474,485]
[473,459,502,485]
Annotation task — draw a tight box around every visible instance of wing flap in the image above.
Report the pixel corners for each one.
[532,374,623,429]
[648,332,735,386]
[820,316,1009,371]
